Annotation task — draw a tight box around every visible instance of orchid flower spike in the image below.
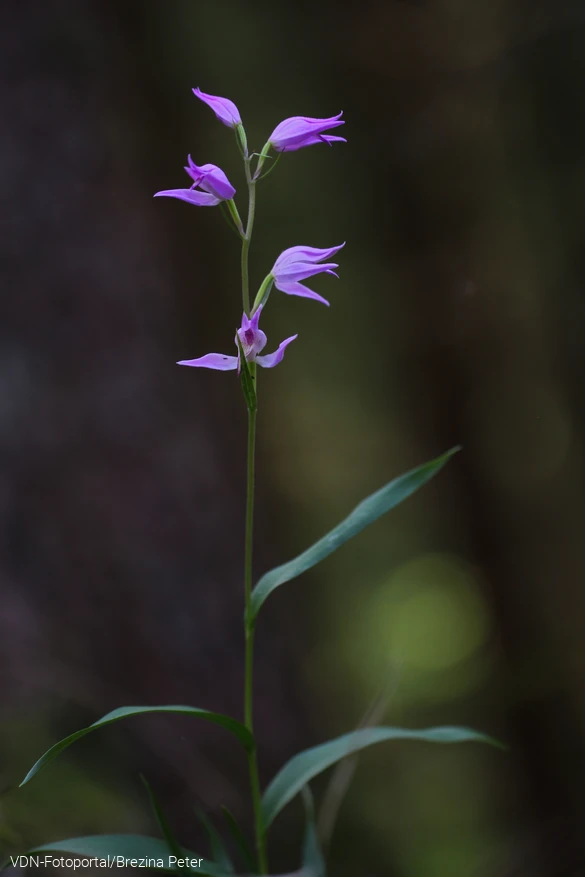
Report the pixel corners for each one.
[193,87,242,128]
[178,307,297,372]
[154,158,236,207]
[268,113,346,152]
[270,243,345,306]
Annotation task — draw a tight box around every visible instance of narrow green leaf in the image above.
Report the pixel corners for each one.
[221,807,256,873]
[22,835,231,876]
[20,706,254,786]
[141,776,188,873]
[301,788,326,877]
[250,447,460,620]
[262,725,503,829]
[236,334,257,412]
[218,202,243,240]
[195,809,233,872]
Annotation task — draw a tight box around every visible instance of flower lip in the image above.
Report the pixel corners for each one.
[193,87,242,128]
[154,189,221,207]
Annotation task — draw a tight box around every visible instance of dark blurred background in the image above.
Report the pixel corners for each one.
[2,0,585,874]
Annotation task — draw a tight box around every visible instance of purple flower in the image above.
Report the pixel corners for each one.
[268,113,346,152]
[154,158,235,207]
[178,307,297,372]
[193,87,242,128]
[271,243,345,306]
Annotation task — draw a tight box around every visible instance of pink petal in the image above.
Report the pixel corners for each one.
[178,353,238,371]
[249,304,263,331]
[192,87,241,128]
[154,189,220,207]
[275,262,340,283]
[269,113,344,146]
[256,335,298,368]
[274,243,345,270]
[275,133,347,152]
[273,279,330,306]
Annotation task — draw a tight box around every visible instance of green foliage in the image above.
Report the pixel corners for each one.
[0,720,143,863]
[195,809,234,873]
[250,447,460,620]
[262,725,502,829]
[20,706,254,787]
[236,334,257,412]
[221,807,256,873]
[141,777,190,873]
[301,788,326,877]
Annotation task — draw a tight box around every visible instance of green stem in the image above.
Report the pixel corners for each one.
[244,406,256,712]
[240,134,267,870]
[241,157,257,314]
[243,403,268,873]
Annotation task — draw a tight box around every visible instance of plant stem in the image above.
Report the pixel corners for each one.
[241,156,257,314]
[244,405,256,726]
[241,141,267,871]
[243,403,268,874]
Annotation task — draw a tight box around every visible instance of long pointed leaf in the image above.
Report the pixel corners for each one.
[22,835,231,876]
[221,807,256,873]
[301,788,325,877]
[250,447,460,620]
[21,706,254,786]
[236,334,257,413]
[195,809,233,872]
[141,777,189,873]
[262,725,503,829]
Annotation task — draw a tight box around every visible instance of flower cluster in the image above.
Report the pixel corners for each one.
[155,88,345,374]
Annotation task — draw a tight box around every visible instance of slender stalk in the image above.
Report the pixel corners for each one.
[241,156,257,314]
[240,141,267,870]
[243,403,268,874]
[244,405,257,721]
